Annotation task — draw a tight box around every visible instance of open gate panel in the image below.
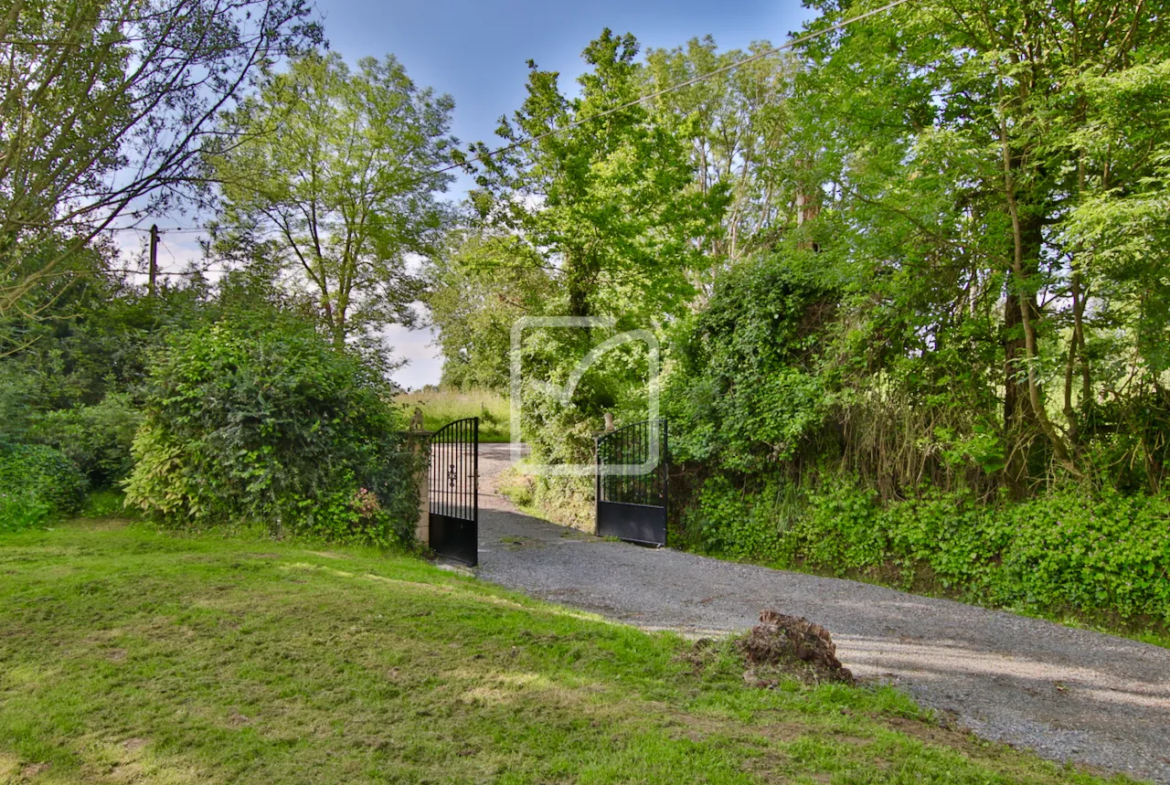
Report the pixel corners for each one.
[429,417,478,566]
[595,419,668,547]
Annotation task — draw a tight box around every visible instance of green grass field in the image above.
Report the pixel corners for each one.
[0,519,1133,785]
[397,388,511,442]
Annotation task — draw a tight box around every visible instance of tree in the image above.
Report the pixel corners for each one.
[209,51,456,345]
[792,0,1167,480]
[425,228,553,391]
[644,38,797,270]
[467,29,727,325]
[0,0,320,318]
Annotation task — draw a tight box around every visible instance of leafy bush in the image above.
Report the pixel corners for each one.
[686,477,1170,625]
[996,490,1170,623]
[0,442,88,531]
[685,475,793,560]
[30,394,142,488]
[124,314,419,545]
[0,489,51,533]
[665,254,836,474]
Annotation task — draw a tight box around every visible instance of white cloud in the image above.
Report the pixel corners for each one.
[383,322,443,390]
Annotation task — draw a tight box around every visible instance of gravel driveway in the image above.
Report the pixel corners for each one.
[469,443,1170,783]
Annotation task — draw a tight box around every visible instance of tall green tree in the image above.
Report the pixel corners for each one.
[644,38,797,270]
[792,0,1168,481]
[209,51,456,344]
[467,29,728,324]
[425,228,553,391]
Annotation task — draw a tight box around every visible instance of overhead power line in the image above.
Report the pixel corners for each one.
[110,267,233,276]
[427,0,919,181]
[103,0,915,238]
[106,225,205,234]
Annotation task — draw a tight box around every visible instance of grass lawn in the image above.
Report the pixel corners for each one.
[0,521,1134,785]
[397,389,510,442]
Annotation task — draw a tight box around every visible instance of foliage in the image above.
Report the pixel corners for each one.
[0,0,320,318]
[79,489,133,520]
[0,489,51,534]
[29,394,142,488]
[0,257,299,495]
[0,520,1122,784]
[0,363,35,445]
[210,51,455,346]
[0,443,87,531]
[644,37,797,269]
[124,313,418,544]
[685,476,1170,627]
[425,229,553,391]
[665,251,836,474]
[788,0,1170,484]
[468,30,727,324]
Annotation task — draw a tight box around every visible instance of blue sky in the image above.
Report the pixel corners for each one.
[158,0,819,389]
[321,0,816,196]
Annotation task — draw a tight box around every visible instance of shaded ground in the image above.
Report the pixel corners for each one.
[471,443,1170,784]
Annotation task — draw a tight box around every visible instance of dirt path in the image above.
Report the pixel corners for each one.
[469,443,1170,783]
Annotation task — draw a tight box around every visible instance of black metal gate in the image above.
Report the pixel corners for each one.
[429,417,478,566]
[595,419,668,546]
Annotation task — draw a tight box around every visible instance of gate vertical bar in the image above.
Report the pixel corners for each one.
[662,418,668,543]
[473,417,479,526]
[463,418,468,521]
[595,435,601,532]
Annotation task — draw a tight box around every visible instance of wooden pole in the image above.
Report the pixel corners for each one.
[148,224,159,297]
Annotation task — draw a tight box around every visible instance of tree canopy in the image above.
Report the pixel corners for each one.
[209,51,456,345]
[0,0,320,318]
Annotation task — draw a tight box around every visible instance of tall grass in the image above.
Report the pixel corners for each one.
[397,388,511,442]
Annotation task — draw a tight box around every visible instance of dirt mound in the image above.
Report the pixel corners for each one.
[738,610,853,685]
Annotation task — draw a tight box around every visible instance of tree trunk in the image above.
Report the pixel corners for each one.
[1004,201,1075,472]
[565,249,599,318]
[1003,287,1031,432]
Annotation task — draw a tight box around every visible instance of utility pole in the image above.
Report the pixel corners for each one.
[148,224,160,297]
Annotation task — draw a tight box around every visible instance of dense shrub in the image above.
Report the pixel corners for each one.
[0,443,88,531]
[685,477,1170,625]
[30,394,142,488]
[665,254,835,474]
[0,363,34,444]
[124,314,419,545]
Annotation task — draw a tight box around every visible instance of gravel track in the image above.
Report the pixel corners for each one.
[468,443,1170,783]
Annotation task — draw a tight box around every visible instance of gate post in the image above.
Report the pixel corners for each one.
[400,430,432,545]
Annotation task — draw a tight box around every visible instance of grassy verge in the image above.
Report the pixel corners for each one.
[397,388,510,442]
[0,521,1136,784]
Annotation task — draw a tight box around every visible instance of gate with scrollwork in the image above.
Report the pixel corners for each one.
[595,419,668,547]
[429,417,478,566]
